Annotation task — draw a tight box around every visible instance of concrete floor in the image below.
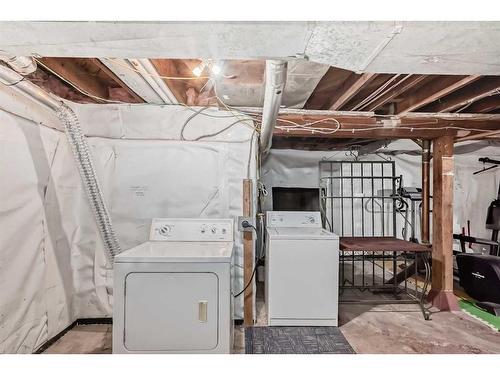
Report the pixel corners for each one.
[41,291,500,354]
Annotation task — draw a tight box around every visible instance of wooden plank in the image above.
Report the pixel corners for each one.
[149,59,189,103]
[462,93,500,113]
[364,75,427,111]
[340,237,430,252]
[38,57,110,99]
[328,73,377,110]
[88,58,144,103]
[396,75,480,115]
[243,179,254,326]
[455,129,500,142]
[423,77,500,113]
[305,67,353,109]
[429,135,458,310]
[268,112,500,140]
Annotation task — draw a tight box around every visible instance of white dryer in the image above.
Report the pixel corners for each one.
[265,211,339,326]
[113,218,234,354]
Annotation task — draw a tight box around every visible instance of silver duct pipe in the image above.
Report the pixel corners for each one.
[0,63,121,263]
[56,104,121,263]
[0,63,59,109]
[0,51,37,75]
[259,60,287,155]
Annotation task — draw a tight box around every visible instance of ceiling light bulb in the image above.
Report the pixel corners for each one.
[210,63,222,76]
[192,65,203,77]
[192,60,207,77]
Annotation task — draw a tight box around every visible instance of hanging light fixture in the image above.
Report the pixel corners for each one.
[192,60,223,77]
[192,60,207,77]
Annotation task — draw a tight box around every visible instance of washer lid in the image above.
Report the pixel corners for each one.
[267,227,339,240]
[115,241,234,263]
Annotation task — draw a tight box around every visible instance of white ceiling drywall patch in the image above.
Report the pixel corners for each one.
[364,22,500,75]
[0,21,313,60]
[304,21,400,73]
[1,21,500,75]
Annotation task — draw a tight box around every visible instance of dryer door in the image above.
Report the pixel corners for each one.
[124,272,218,351]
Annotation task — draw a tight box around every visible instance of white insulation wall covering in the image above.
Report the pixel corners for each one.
[262,140,500,250]
[0,99,257,353]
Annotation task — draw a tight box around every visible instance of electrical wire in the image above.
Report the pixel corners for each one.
[10,60,500,140]
[233,260,260,298]
[35,58,130,104]
[232,224,263,298]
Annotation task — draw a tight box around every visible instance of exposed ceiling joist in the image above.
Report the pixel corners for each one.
[88,58,144,103]
[465,94,500,113]
[364,74,426,111]
[328,72,377,110]
[249,108,500,139]
[149,59,188,104]
[304,67,353,109]
[99,58,166,104]
[396,75,480,115]
[37,57,109,100]
[455,129,500,142]
[37,57,143,103]
[423,76,500,113]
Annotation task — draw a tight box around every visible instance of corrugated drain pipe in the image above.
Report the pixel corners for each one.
[259,60,287,155]
[0,63,121,264]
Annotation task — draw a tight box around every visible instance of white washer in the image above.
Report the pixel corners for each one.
[113,218,234,354]
[265,211,339,326]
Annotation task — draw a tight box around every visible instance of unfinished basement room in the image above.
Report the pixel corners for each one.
[1,7,500,371]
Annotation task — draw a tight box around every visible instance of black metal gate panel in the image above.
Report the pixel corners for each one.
[319,160,399,238]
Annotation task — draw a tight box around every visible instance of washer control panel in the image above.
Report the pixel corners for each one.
[266,211,322,228]
[150,218,233,242]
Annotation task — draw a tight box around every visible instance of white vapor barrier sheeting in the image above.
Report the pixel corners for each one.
[0,102,257,353]
[261,140,500,250]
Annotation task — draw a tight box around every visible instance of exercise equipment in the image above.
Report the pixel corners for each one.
[455,180,500,316]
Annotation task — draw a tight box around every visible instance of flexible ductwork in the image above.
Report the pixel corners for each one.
[0,51,37,75]
[260,60,287,155]
[56,103,121,263]
[0,63,121,263]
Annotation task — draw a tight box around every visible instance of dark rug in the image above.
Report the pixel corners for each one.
[245,326,355,354]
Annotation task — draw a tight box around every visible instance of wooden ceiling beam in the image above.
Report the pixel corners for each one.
[422,77,500,113]
[37,57,110,100]
[465,94,500,113]
[364,75,427,111]
[149,59,188,103]
[328,72,377,110]
[304,67,353,109]
[37,57,144,103]
[88,58,144,103]
[267,110,500,140]
[396,75,480,115]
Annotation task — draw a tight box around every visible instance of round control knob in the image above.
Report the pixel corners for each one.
[159,225,171,236]
[211,227,217,234]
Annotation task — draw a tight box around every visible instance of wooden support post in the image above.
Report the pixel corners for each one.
[242,179,254,325]
[428,135,459,311]
[421,140,431,244]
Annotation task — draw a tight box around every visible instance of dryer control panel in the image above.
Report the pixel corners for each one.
[266,211,322,228]
[150,218,234,242]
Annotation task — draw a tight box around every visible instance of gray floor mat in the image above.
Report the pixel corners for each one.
[245,326,355,354]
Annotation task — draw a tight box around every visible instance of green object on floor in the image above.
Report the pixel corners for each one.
[458,299,500,331]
